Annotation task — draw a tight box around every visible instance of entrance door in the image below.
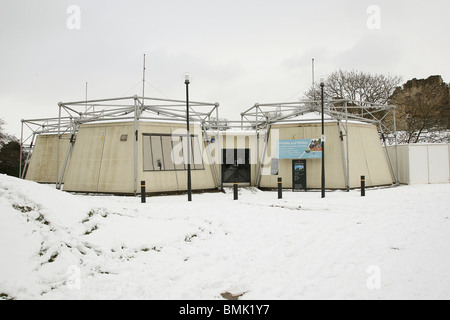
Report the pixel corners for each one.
[292,159,307,191]
[222,149,251,184]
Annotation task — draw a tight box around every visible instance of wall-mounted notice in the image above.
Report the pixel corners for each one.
[277,139,322,159]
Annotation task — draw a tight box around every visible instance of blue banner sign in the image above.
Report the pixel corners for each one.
[277,139,322,159]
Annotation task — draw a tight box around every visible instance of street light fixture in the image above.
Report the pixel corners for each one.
[185,73,192,202]
[320,78,325,199]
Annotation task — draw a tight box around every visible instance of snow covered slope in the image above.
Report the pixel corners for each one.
[1,174,449,300]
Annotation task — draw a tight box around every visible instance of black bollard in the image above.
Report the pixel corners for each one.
[141,181,146,203]
[361,176,365,197]
[278,177,282,199]
[234,182,238,200]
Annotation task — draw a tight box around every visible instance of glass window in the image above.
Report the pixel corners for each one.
[192,136,204,170]
[161,135,175,170]
[172,136,186,170]
[143,135,153,171]
[142,134,204,171]
[151,136,164,171]
[225,149,234,165]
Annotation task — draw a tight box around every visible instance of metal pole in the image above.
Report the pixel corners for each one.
[234,182,238,200]
[216,105,222,191]
[19,120,24,179]
[56,103,62,189]
[203,129,220,188]
[57,139,73,190]
[361,175,366,197]
[320,81,325,198]
[21,131,34,180]
[133,97,138,195]
[141,181,146,203]
[255,125,271,187]
[345,101,350,191]
[278,177,282,199]
[312,58,315,101]
[380,122,397,185]
[185,75,192,202]
[338,120,348,190]
[393,106,400,185]
[254,124,258,187]
[255,106,259,185]
[85,82,88,115]
[142,54,146,108]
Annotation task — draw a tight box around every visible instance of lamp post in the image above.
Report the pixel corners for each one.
[185,73,192,202]
[320,78,325,199]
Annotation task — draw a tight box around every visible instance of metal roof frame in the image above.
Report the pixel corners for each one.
[241,99,399,189]
[20,96,400,191]
[20,96,220,183]
[240,99,396,130]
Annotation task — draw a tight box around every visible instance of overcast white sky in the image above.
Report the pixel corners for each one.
[1,0,449,137]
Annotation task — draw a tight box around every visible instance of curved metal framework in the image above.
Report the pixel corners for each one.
[20,96,399,192]
[239,99,399,189]
[20,96,220,193]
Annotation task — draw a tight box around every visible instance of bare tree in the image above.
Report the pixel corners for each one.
[304,69,403,104]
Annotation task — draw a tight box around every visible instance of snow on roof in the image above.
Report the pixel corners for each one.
[271,112,370,126]
[80,118,203,126]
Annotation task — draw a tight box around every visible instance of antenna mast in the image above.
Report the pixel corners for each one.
[85,81,88,115]
[142,54,146,106]
[312,58,315,101]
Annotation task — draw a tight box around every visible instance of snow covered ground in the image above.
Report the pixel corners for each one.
[1,173,449,300]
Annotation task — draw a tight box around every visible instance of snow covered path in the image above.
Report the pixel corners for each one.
[1,174,449,300]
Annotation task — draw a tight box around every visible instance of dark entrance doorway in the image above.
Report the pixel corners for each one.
[292,159,307,191]
[222,149,251,184]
